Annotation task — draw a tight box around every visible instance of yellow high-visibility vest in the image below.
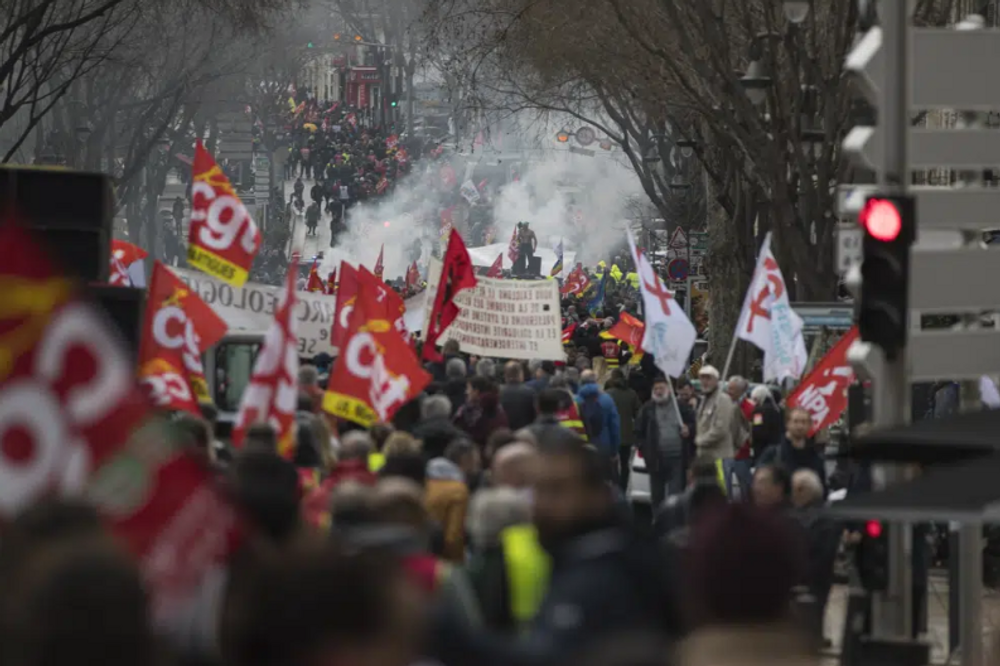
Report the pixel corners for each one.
[368,452,386,472]
[626,272,639,289]
[501,524,551,625]
[610,264,623,282]
[715,458,728,496]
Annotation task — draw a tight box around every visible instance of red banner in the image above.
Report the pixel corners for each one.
[232,264,299,457]
[0,223,149,516]
[138,262,228,414]
[786,327,859,436]
[323,277,430,426]
[187,140,261,287]
[109,239,147,286]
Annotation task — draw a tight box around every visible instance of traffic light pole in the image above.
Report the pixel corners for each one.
[869,0,913,642]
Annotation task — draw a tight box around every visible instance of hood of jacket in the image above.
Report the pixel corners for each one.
[577,382,602,400]
[426,456,465,482]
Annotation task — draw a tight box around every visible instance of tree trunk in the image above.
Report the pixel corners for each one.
[405,68,415,136]
[704,174,756,380]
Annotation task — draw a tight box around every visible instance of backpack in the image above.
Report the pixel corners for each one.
[580,394,604,440]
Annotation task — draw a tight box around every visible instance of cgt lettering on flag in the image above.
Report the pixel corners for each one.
[187,140,261,287]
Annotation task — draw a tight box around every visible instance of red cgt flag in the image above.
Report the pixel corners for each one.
[562,264,591,296]
[187,140,261,287]
[424,230,477,361]
[0,222,150,516]
[562,322,577,344]
[138,262,229,414]
[608,312,645,348]
[786,327,859,436]
[331,262,360,354]
[507,227,519,264]
[232,259,299,457]
[323,275,431,427]
[374,244,384,280]
[306,259,325,292]
[326,268,338,295]
[109,239,148,286]
[486,253,503,278]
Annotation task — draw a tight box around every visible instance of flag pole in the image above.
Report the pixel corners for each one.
[720,335,740,382]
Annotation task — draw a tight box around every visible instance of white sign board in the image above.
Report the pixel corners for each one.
[423,259,563,360]
[170,267,338,357]
[836,225,862,274]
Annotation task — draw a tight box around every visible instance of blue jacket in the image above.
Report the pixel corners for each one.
[576,383,621,454]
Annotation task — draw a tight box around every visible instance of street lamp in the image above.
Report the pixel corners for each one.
[739,60,771,106]
[783,0,811,23]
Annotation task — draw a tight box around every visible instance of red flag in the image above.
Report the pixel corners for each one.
[109,239,147,286]
[562,322,577,344]
[187,140,261,286]
[386,134,399,150]
[373,244,384,280]
[608,312,645,348]
[507,227,519,264]
[232,259,299,458]
[323,276,431,426]
[138,262,228,414]
[0,222,149,516]
[786,327,859,437]
[306,259,324,292]
[486,253,503,278]
[326,268,338,295]
[423,230,477,361]
[376,177,389,195]
[405,261,419,290]
[359,265,407,337]
[561,265,591,296]
[331,262,360,353]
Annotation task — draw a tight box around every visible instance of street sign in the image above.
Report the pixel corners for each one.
[568,146,595,157]
[909,247,1000,311]
[837,224,863,273]
[845,127,1000,171]
[909,329,1000,381]
[667,227,688,249]
[792,303,855,332]
[838,184,1000,230]
[667,258,689,281]
[845,27,1000,108]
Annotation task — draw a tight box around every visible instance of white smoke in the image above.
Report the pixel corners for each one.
[319,142,644,279]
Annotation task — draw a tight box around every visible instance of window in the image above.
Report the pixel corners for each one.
[212,342,260,413]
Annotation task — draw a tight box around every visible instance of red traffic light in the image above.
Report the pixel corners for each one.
[865,520,883,538]
[860,198,903,242]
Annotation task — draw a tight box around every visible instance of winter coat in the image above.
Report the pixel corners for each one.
[425,457,470,563]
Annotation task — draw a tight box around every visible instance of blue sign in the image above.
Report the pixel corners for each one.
[667,258,689,281]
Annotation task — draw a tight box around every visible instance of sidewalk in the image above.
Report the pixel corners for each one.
[824,574,1000,664]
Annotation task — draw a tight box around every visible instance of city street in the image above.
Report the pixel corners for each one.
[284,178,334,266]
[824,576,1000,664]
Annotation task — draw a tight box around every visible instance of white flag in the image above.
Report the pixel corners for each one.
[626,229,697,378]
[735,233,807,381]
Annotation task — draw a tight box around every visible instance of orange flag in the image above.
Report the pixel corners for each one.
[187,140,261,287]
[138,262,229,414]
[608,312,645,348]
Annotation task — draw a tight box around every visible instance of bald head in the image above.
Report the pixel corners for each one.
[580,369,597,385]
[491,443,540,489]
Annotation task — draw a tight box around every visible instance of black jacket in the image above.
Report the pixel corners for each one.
[500,383,537,431]
[634,399,696,473]
[430,524,685,666]
[758,438,827,493]
[412,416,464,460]
[750,401,784,459]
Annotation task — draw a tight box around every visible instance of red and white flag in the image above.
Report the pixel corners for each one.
[138,262,228,414]
[0,222,150,516]
[486,253,503,278]
[187,140,261,287]
[786,327,859,436]
[561,264,591,296]
[109,239,147,286]
[626,230,696,378]
[324,275,431,427]
[507,227,519,264]
[562,322,577,344]
[373,244,385,280]
[735,232,807,381]
[232,259,299,458]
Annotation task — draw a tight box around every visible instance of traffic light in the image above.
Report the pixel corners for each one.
[555,130,570,143]
[857,194,916,360]
[307,41,314,48]
[856,519,889,591]
[390,98,398,108]
[333,32,341,41]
